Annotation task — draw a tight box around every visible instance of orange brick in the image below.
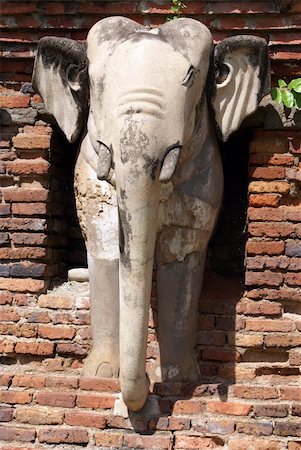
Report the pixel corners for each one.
[207,401,252,416]
[12,374,45,388]
[65,410,106,428]
[232,385,278,400]
[7,158,49,175]
[76,393,115,409]
[38,324,76,340]
[245,319,293,332]
[173,400,205,415]
[35,392,76,408]
[246,241,285,256]
[94,431,124,448]
[38,427,89,444]
[0,278,45,293]
[12,134,51,149]
[16,406,64,425]
[249,181,290,194]
[249,194,281,207]
[229,437,281,450]
[174,434,224,449]
[14,341,54,356]
[0,391,32,405]
[79,377,120,392]
[38,295,73,309]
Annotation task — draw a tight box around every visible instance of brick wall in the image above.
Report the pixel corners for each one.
[0,1,301,449]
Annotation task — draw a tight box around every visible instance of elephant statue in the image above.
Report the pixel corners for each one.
[32,16,270,411]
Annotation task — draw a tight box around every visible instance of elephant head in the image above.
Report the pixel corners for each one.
[32,17,269,411]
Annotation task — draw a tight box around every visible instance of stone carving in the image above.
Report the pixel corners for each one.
[32,16,270,411]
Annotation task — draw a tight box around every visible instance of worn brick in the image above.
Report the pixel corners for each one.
[0,218,46,232]
[174,434,224,449]
[191,417,234,434]
[45,375,78,389]
[249,137,288,154]
[38,427,89,444]
[246,241,285,256]
[56,342,88,356]
[264,335,301,347]
[11,232,47,245]
[0,391,32,405]
[236,299,282,315]
[16,407,64,425]
[207,401,252,416]
[79,377,120,392]
[232,385,278,400]
[173,400,205,415]
[0,339,14,353]
[38,294,73,309]
[3,188,48,202]
[229,437,281,450]
[254,404,289,417]
[77,393,115,409]
[249,222,294,237]
[0,407,13,422]
[94,431,124,448]
[286,240,301,257]
[0,425,35,442]
[38,324,76,340]
[35,391,76,408]
[284,272,301,286]
[274,422,301,437]
[249,181,290,194]
[279,387,301,401]
[7,158,49,175]
[245,319,292,332]
[236,420,273,436]
[0,277,45,292]
[0,95,30,108]
[12,374,45,388]
[12,134,51,149]
[64,410,106,428]
[245,270,283,286]
[124,433,173,449]
[11,202,47,215]
[15,341,54,355]
[249,166,285,179]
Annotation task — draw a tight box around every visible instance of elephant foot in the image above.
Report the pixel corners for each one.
[121,373,150,412]
[162,357,200,382]
[82,348,119,378]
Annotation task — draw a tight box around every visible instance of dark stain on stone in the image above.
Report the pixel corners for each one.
[120,116,150,164]
[118,207,132,269]
[142,155,160,180]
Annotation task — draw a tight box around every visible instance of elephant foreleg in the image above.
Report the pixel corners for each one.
[83,255,120,378]
[157,249,207,382]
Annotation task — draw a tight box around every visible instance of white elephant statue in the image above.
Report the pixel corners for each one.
[32,16,270,411]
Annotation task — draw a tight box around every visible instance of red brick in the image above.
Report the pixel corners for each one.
[249,166,285,179]
[246,241,285,256]
[245,319,292,332]
[288,442,301,450]
[191,417,235,434]
[0,278,45,293]
[0,95,30,108]
[292,405,301,417]
[232,385,278,400]
[264,335,301,347]
[38,324,76,340]
[284,272,301,286]
[56,342,88,356]
[254,404,289,417]
[236,421,273,436]
[35,391,76,408]
[1,3,36,14]
[0,203,10,215]
[274,422,301,437]
[0,425,35,442]
[12,374,45,388]
[279,387,301,401]
[45,375,78,389]
[124,433,173,449]
[249,153,295,166]
[202,348,240,362]
[79,377,120,392]
[0,218,46,232]
[283,206,301,221]
[65,410,106,428]
[12,134,51,149]
[245,270,283,286]
[174,434,224,449]
[77,393,115,409]
[23,125,52,135]
[236,299,282,315]
[173,400,205,415]
[248,207,284,221]
[38,427,89,444]
[12,202,47,215]
[0,391,32,405]
[94,431,124,448]
[11,233,47,245]
[16,406,64,425]
[229,437,281,450]
[3,188,48,202]
[38,295,73,309]
[249,194,281,207]
[207,401,252,416]
[169,417,191,431]
[0,292,13,305]
[248,222,294,237]
[7,158,49,175]
[0,373,13,387]
[14,341,54,355]
[0,306,20,321]
[0,407,13,422]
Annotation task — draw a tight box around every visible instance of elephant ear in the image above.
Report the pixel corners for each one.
[210,35,270,142]
[32,37,88,143]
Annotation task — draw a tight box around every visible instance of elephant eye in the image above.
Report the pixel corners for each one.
[182,66,195,88]
[216,64,230,84]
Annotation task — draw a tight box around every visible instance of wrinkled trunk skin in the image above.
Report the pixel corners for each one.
[117,170,160,410]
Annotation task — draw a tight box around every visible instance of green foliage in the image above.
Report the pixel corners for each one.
[168,0,186,20]
[271,78,301,110]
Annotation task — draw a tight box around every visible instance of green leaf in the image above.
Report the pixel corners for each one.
[288,78,301,92]
[271,87,282,104]
[293,92,301,110]
[278,79,287,88]
[282,89,294,108]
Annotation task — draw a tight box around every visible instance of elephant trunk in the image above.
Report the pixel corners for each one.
[116,169,160,411]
